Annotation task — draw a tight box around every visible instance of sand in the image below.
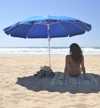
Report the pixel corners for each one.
[0,54,100,108]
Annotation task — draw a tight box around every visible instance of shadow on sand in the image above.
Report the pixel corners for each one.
[16,72,100,93]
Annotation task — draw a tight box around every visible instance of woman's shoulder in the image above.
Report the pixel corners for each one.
[65,55,71,60]
[66,55,71,57]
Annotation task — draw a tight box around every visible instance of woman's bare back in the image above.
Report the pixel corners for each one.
[65,55,82,76]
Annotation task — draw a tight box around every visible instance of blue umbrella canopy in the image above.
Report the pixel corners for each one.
[4,16,91,38]
[3,16,91,67]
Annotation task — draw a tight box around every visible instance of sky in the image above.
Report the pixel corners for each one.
[0,0,100,47]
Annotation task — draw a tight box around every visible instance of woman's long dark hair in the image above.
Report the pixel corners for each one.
[70,43,83,63]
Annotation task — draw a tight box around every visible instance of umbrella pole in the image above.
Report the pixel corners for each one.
[47,24,51,68]
[48,37,51,68]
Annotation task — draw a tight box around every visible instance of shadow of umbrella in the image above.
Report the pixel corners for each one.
[16,72,100,93]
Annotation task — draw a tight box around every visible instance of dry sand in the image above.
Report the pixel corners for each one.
[0,54,100,108]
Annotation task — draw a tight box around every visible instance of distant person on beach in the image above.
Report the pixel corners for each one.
[64,43,86,77]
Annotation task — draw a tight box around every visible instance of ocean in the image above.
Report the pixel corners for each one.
[0,47,100,55]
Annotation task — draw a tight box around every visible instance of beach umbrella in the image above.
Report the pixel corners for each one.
[3,16,91,67]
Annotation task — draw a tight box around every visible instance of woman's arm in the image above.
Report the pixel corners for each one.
[81,56,86,74]
[64,55,69,75]
[64,55,69,83]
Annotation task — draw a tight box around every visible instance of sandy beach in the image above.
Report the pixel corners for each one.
[0,54,100,108]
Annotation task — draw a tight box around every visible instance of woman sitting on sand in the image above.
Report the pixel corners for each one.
[64,43,86,77]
